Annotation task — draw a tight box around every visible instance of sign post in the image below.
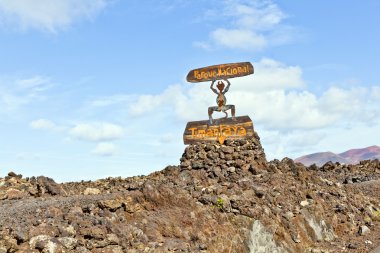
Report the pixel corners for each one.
[183,62,255,145]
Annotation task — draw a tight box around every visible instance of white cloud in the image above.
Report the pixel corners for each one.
[120,58,380,132]
[29,119,125,156]
[92,142,117,156]
[17,75,52,91]
[88,58,304,122]
[83,58,380,162]
[319,87,367,118]
[230,2,286,30]
[192,41,211,50]
[129,94,166,116]
[0,93,28,112]
[233,90,331,129]
[30,119,56,130]
[122,59,314,128]
[128,85,190,117]
[159,133,176,143]
[231,58,304,92]
[0,75,53,115]
[0,0,111,32]
[89,94,134,107]
[211,28,267,50]
[372,86,380,100]
[196,0,295,51]
[69,122,125,142]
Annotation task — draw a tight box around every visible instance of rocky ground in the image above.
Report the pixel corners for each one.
[1,132,380,252]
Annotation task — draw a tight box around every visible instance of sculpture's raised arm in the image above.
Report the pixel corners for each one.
[210,79,218,95]
[222,78,231,94]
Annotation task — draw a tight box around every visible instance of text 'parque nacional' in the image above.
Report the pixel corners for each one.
[186,62,254,83]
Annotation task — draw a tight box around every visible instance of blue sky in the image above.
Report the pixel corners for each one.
[0,0,379,182]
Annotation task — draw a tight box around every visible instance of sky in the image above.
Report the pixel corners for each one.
[0,0,379,182]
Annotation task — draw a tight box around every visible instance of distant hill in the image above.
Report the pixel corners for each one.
[295,145,380,166]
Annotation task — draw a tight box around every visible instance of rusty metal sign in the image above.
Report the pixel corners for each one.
[186,62,254,83]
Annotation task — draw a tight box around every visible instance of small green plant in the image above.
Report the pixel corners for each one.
[373,210,380,217]
[216,197,224,209]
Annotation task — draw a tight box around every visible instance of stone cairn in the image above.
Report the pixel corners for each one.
[180,131,267,174]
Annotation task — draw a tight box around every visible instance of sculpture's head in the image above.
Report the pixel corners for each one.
[216,81,225,92]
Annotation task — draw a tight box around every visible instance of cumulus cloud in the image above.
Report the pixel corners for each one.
[211,28,267,50]
[234,90,329,129]
[69,122,125,142]
[116,58,302,123]
[121,58,380,131]
[229,1,286,29]
[84,58,380,161]
[195,0,294,51]
[319,87,368,117]
[30,119,56,130]
[128,85,191,117]
[123,58,310,127]
[29,119,125,156]
[92,142,117,156]
[0,0,111,32]
[231,58,305,92]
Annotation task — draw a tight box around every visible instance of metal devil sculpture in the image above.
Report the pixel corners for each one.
[183,62,255,145]
[208,78,235,125]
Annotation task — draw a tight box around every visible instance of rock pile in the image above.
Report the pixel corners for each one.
[0,131,380,252]
[0,172,64,200]
[180,132,267,174]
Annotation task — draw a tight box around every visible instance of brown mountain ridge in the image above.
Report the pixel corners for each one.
[295,145,380,166]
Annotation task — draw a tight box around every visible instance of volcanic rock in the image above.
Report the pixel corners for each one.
[0,131,380,252]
